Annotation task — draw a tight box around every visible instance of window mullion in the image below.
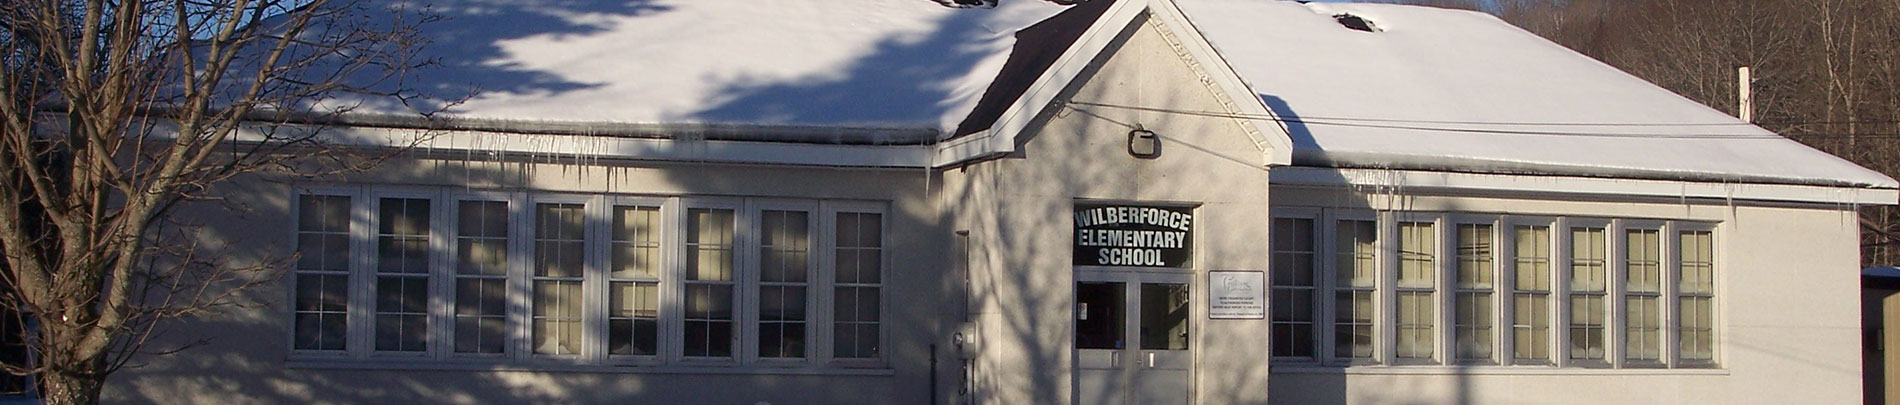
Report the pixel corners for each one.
[349,190,374,359]
[817,201,837,364]
[583,196,607,364]
[1497,216,1516,367]
[508,192,531,362]
[1661,221,1679,369]
[1608,220,1626,369]
[1379,211,1396,366]
[429,191,452,360]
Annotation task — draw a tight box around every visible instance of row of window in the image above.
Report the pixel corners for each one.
[1270,210,1716,368]
[292,188,886,367]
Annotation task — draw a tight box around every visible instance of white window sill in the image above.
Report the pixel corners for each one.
[1269,364,1728,376]
[285,359,895,376]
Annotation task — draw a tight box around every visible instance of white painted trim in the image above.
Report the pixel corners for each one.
[1271,166,1899,206]
[1146,0,1294,166]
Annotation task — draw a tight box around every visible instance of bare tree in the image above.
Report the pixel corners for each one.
[0,1,445,403]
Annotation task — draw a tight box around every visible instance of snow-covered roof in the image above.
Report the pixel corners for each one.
[1172,0,1897,189]
[322,0,1067,133]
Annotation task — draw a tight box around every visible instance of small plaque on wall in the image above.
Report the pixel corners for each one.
[1208,271,1265,320]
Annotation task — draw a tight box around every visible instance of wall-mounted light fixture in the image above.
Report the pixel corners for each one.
[1128,128,1160,159]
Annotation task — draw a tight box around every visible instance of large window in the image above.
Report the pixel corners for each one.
[291,189,887,369]
[1268,211,1717,369]
[1568,226,1608,364]
[293,195,352,352]
[683,207,737,359]
[1334,219,1378,364]
[1624,228,1663,365]
[834,211,884,360]
[1678,229,1716,366]
[1453,223,1494,363]
[375,198,433,354]
[1510,225,1552,364]
[610,205,662,357]
[1394,221,1437,363]
[453,200,510,355]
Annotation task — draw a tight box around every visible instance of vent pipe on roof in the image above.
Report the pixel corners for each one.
[1737,66,1754,123]
[1334,13,1380,32]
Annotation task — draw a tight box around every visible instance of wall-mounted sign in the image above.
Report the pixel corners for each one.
[1209,271,1265,320]
[1073,202,1193,268]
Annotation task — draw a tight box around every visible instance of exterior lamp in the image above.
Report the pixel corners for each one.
[1128,128,1161,159]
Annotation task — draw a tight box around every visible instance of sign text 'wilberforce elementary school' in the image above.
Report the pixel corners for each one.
[1073,203,1194,267]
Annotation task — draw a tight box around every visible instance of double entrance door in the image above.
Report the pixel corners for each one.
[1075,271,1192,404]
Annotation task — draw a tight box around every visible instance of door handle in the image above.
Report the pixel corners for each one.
[1146,352,1156,368]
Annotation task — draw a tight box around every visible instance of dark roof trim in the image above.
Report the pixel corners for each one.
[949,0,1116,139]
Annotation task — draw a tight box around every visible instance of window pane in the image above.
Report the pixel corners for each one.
[532,280,582,355]
[375,199,435,353]
[1397,222,1435,288]
[1457,224,1493,289]
[612,206,662,280]
[610,281,659,356]
[1625,229,1661,293]
[1333,290,1375,361]
[1569,227,1606,292]
[1514,226,1550,291]
[1568,295,1604,360]
[454,278,507,354]
[1512,293,1549,362]
[1141,283,1190,350]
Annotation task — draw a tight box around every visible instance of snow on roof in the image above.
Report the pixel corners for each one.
[323,0,1068,133]
[1173,0,1898,189]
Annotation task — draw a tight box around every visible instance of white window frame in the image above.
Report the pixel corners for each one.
[1559,218,1612,368]
[287,185,364,359]
[1447,214,1501,365]
[1671,222,1720,368]
[364,188,446,359]
[1500,215,1558,367]
[602,195,673,366]
[518,194,597,363]
[1324,209,1382,366]
[1270,207,1324,363]
[1616,219,1667,368]
[443,191,521,362]
[1388,212,1442,366]
[823,200,892,368]
[746,199,822,366]
[674,197,744,365]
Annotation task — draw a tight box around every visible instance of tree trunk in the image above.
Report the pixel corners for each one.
[39,370,102,405]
